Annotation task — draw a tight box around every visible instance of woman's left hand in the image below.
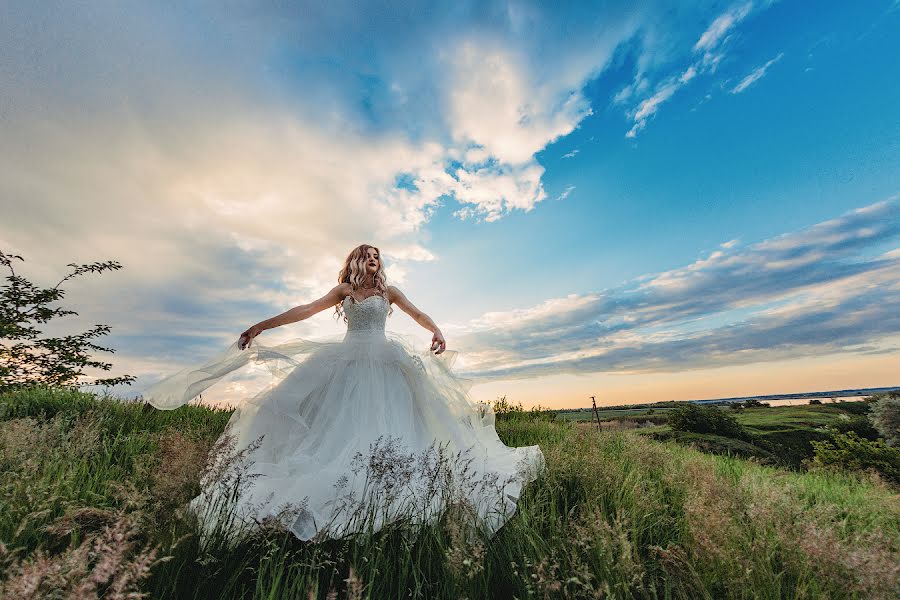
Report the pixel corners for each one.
[431,331,447,355]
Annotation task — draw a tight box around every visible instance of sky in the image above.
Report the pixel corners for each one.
[1,1,898,409]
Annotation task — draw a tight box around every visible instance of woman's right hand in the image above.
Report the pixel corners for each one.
[238,325,263,350]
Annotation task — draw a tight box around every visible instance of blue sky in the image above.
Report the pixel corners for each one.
[420,0,899,310]
[1,1,898,407]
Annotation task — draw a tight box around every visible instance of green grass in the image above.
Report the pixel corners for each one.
[1,386,898,599]
[567,403,873,469]
[737,404,858,428]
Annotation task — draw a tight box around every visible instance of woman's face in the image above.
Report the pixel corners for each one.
[365,247,380,275]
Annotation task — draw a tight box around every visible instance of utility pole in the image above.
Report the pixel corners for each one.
[591,395,602,430]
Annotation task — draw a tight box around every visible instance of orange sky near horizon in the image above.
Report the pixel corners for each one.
[468,348,900,410]
[184,345,898,411]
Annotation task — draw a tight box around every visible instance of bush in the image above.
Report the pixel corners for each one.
[489,396,556,422]
[830,401,871,415]
[667,403,749,440]
[869,391,900,446]
[808,430,900,486]
[831,415,880,441]
[809,399,822,405]
[742,398,770,408]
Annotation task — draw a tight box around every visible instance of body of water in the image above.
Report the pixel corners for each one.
[762,395,870,407]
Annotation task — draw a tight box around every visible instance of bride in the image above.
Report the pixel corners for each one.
[142,244,545,542]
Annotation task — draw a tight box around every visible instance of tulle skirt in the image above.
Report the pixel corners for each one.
[141,329,546,542]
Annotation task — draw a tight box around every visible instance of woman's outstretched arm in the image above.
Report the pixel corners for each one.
[239,283,351,350]
[388,285,446,354]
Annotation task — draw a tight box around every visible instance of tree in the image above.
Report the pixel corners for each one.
[0,250,135,394]
[869,391,900,447]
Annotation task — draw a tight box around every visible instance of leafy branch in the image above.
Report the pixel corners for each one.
[0,249,136,394]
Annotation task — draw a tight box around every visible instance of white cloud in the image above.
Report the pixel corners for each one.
[679,65,698,83]
[446,41,592,166]
[626,77,682,138]
[730,52,785,93]
[440,40,597,220]
[693,2,754,53]
[451,160,547,222]
[555,185,575,201]
[612,76,649,105]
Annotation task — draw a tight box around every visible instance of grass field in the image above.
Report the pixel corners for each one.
[558,402,864,426]
[1,386,898,599]
[562,402,882,469]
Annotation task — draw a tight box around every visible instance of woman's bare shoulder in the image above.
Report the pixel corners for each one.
[324,282,353,302]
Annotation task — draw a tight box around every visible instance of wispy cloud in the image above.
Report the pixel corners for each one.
[731,52,784,93]
[626,75,685,138]
[453,197,900,378]
[561,149,579,159]
[693,2,754,53]
[626,60,701,137]
[612,76,648,105]
[555,185,575,201]
[623,1,764,137]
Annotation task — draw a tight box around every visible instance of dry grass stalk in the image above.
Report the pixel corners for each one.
[0,514,165,600]
[148,430,213,515]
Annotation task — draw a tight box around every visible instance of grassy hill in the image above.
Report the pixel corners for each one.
[564,402,882,469]
[1,387,898,599]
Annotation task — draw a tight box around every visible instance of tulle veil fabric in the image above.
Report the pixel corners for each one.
[141,296,545,542]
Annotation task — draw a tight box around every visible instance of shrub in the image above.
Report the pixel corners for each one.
[830,400,871,415]
[667,403,749,441]
[831,415,880,441]
[808,430,900,486]
[869,391,900,446]
[809,399,822,405]
[742,398,770,408]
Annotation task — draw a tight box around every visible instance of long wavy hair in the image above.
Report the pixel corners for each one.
[334,244,392,322]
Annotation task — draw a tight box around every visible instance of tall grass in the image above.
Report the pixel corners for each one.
[1,386,898,599]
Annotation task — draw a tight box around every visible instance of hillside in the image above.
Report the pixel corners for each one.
[1,387,898,599]
[563,401,884,468]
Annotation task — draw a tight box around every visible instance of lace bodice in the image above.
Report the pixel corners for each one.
[343,294,389,333]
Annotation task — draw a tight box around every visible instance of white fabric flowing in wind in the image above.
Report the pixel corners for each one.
[141,294,546,541]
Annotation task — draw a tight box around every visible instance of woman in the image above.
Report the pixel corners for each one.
[142,244,545,542]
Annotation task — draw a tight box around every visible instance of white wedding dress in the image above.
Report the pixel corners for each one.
[142,294,545,541]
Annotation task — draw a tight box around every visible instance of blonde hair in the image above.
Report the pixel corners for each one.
[334,244,392,322]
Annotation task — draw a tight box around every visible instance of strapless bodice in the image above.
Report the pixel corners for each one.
[343,294,388,334]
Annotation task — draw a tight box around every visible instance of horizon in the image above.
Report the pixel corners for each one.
[551,385,900,412]
[2,2,898,409]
